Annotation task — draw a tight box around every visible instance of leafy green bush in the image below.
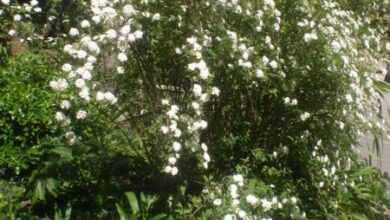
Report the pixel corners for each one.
[0,53,61,218]
[1,0,390,219]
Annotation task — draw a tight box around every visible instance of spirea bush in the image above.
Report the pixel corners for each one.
[1,0,390,219]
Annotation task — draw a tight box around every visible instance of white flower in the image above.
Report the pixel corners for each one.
[88,42,100,54]
[264,0,275,8]
[79,88,90,101]
[160,126,169,134]
[284,97,291,104]
[106,29,117,39]
[55,111,65,122]
[232,199,240,206]
[169,121,177,131]
[104,92,118,104]
[331,40,341,52]
[188,63,197,71]
[134,30,144,39]
[269,60,278,69]
[238,210,246,218]
[174,129,182,137]
[14,14,21,21]
[172,142,182,152]
[76,110,88,120]
[192,102,200,110]
[123,4,136,17]
[171,166,178,175]
[8,29,16,36]
[199,68,209,79]
[290,196,297,205]
[201,143,208,151]
[60,100,71,110]
[199,120,208,129]
[61,63,72,72]
[330,166,336,175]
[262,56,269,64]
[33,7,42,12]
[77,50,87,59]
[118,53,128,62]
[291,99,298,106]
[81,70,92,80]
[223,214,234,220]
[345,94,353,103]
[203,152,210,162]
[128,33,136,42]
[88,56,97,63]
[167,105,179,118]
[211,87,220,96]
[261,199,272,211]
[1,0,10,5]
[339,121,345,129]
[63,44,73,53]
[319,181,324,188]
[164,165,172,173]
[69,28,79,36]
[75,78,86,88]
[175,48,182,54]
[31,0,38,6]
[213,198,222,206]
[193,84,202,97]
[50,79,68,92]
[256,69,264,78]
[65,131,76,145]
[152,13,161,21]
[117,66,124,74]
[168,157,177,165]
[81,20,91,28]
[161,99,170,105]
[233,174,244,186]
[300,112,310,121]
[92,15,101,24]
[385,42,390,51]
[246,194,259,206]
[96,91,105,101]
[230,184,238,197]
[200,93,208,102]
[120,25,131,35]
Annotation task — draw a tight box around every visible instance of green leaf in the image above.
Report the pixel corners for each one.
[125,192,140,214]
[116,203,129,220]
[45,178,58,197]
[50,147,73,160]
[64,204,72,220]
[33,180,45,201]
[349,213,369,220]
[150,214,167,220]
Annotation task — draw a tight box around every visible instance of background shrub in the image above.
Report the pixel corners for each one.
[0,0,389,219]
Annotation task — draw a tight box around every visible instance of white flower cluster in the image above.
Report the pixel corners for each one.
[96,91,118,105]
[161,100,182,176]
[316,1,386,135]
[49,0,144,145]
[4,0,42,37]
[161,35,220,175]
[49,78,69,92]
[310,139,357,191]
[220,1,282,83]
[205,173,304,219]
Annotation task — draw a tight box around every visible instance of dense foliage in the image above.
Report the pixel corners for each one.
[1,0,390,219]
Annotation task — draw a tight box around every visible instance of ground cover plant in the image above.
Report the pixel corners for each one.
[1,0,390,219]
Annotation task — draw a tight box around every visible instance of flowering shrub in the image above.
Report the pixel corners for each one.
[1,0,390,219]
